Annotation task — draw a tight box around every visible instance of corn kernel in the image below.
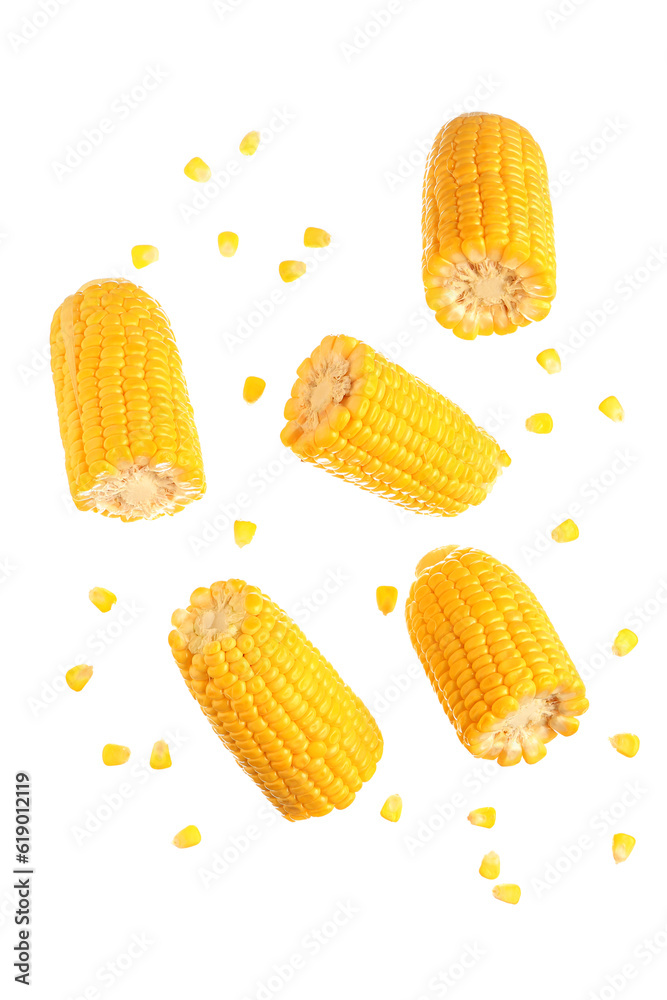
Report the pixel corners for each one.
[243,377,266,403]
[89,587,117,613]
[599,395,624,422]
[218,231,239,258]
[612,629,638,657]
[479,851,500,880]
[150,740,172,769]
[525,412,553,434]
[612,833,636,864]
[65,664,93,692]
[492,883,521,904]
[376,586,398,616]
[609,733,640,758]
[234,520,256,548]
[468,807,496,829]
[279,260,306,283]
[184,157,211,182]
[131,245,159,269]
[536,348,561,374]
[380,794,402,822]
[102,744,131,766]
[304,227,331,248]
[551,519,579,543]
[173,825,201,849]
[498,450,512,467]
[239,131,260,156]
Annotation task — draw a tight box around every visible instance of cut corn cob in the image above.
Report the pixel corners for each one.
[612,833,635,863]
[65,664,93,692]
[89,587,116,612]
[50,279,205,520]
[609,733,640,758]
[536,348,561,374]
[380,794,403,822]
[376,586,398,616]
[493,883,521,904]
[169,579,383,821]
[468,806,496,828]
[525,412,553,434]
[173,825,201,848]
[150,740,172,769]
[613,629,637,656]
[406,546,588,765]
[479,851,500,879]
[102,744,131,766]
[552,519,579,543]
[422,113,555,339]
[281,335,507,517]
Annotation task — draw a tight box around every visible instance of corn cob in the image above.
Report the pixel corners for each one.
[406,546,588,765]
[50,278,205,521]
[281,335,508,517]
[422,113,555,339]
[169,579,383,821]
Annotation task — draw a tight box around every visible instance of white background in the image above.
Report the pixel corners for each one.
[1,1,665,998]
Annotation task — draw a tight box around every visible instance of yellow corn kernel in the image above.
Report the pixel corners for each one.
[612,833,636,864]
[150,740,172,769]
[498,450,512,467]
[609,733,640,758]
[304,227,331,248]
[65,664,93,692]
[102,744,131,766]
[407,546,588,766]
[380,794,403,822]
[599,395,624,422]
[492,883,521,904]
[613,629,638,657]
[218,231,239,258]
[243,377,266,403]
[89,587,117,613]
[184,157,211,182]
[239,130,260,156]
[468,807,496,829]
[536,348,561,374]
[551,518,579,543]
[234,520,256,548]
[131,245,159,269]
[479,851,500,880]
[173,825,201,849]
[279,260,306,283]
[525,412,553,434]
[376,586,398,616]
[169,579,383,820]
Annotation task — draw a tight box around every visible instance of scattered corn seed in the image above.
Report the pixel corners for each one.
[173,825,201,849]
[380,794,403,822]
[218,231,239,257]
[479,851,500,880]
[493,883,521,904]
[536,348,561,374]
[525,412,553,434]
[376,586,398,616]
[612,833,636,864]
[65,664,93,692]
[551,518,579,543]
[609,733,640,758]
[279,260,306,283]
[239,131,260,156]
[102,744,131,766]
[89,587,117,613]
[613,629,638,657]
[243,377,266,403]
[234,520,256,548]
[184,157,211,182]
[131,245,159,269]
[468,807,496,829]
[304,227,331,248]
[150,740,172,770]
[599,395,624,422]
[498,450,512,467]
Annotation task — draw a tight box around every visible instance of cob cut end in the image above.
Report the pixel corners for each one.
[173,581,250,653]
[85,463,193,520]
[466,690,581,767]
[294,352,352,431]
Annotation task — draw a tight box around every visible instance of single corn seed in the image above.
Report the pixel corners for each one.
[551,518,579,543]
[65,664,93,692]
[493,883,521,904]
[498,450,512,467]
[218,231,239,258]
[479,851,500,880]
[150,740,172,769]
[243,377,266,403]
[131,245,159,269]
[234,520,256,548]
[239,131,260,156]
[407,546,588,766]
[536,348,561,374]
[599,396,624,422]
[184,157,211,182]
[279,260,306,283]
[609,733,640,758]
[102,744,131,766]
[525,412,553,434]
[613,629,638,657]
[612,833,636,864]
[304,227,331,248]
[173,825,201,849]
[380,794,403,822]
[376,586,398,616]
[89,587,117,613]
[468,807,496,829]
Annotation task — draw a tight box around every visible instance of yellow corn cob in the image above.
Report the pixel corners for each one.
[169,579,383,821]
[422,113,555,339]
[406,546,588,765]
[50,279,205,521]
[281,335,507,517]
